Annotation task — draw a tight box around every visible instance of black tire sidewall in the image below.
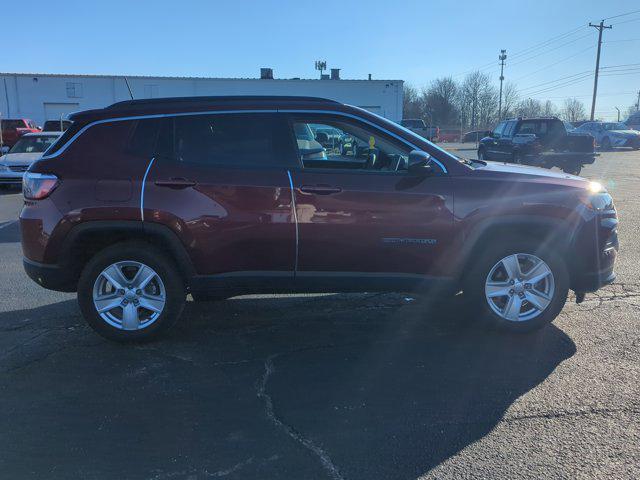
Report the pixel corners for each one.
[464,239,569,332]
[78,242,186,342]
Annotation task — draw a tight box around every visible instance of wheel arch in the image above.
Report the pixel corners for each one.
[458,215,577,278]
[58,221,196,290]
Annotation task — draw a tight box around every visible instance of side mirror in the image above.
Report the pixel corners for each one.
[300,147,327,161]
[407,150,433,175]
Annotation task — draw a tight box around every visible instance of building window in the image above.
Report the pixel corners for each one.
[144,84,159,98]
[66,82,83,98]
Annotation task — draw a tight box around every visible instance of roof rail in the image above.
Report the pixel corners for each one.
[106,95,339,111]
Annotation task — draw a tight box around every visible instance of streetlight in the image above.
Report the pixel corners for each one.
[615,107,620,122]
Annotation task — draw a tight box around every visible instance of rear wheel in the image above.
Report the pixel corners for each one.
[464,239,569,332]
[562,160,582,175]
[78,242,186,342]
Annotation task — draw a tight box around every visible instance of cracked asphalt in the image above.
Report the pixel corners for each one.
[0,147,638,479]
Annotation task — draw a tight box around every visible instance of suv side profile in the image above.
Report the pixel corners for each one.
[21,96,618,341]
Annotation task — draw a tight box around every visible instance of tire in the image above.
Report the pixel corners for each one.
[77,241,186,342]
[601,137,611,151]
[463,238,569,333]
[562,161,581,176]
[512,151,521,164]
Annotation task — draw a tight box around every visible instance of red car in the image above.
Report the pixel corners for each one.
[20,96,618,341]
[1,118,40,148]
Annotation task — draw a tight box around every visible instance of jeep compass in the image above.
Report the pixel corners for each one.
[20,96,618,341]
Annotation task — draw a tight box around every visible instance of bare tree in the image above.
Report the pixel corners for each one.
[403,84,423,119]
[423,77,459,127]
[562,98,586,122]
[501,82,519,119]
[457,71,496,129]
[542,100,557,117]
[516,98,543,118]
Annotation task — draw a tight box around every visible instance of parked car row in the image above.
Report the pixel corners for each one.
[1,118,71,151]
[0,132,62,187]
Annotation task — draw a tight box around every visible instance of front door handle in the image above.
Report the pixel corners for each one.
[299,185,343,195]
[154,177,197,189]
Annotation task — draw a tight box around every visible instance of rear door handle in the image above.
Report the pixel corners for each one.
[299,185,342,195]
[154,178,197,189]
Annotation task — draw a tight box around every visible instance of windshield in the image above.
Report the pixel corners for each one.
[603,123,627,131]
[9,135,59,154]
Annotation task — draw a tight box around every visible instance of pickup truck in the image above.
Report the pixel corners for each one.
[0,118,41,149]
[477,117,597,175]
[400,118,439,141]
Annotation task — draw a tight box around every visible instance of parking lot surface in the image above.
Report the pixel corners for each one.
[0,147,639,479]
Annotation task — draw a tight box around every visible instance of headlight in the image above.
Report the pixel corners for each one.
[579,182,613,211]
[588,181,604,193]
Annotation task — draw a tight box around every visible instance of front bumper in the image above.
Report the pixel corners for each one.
[570,210,618,293]
[23,257,77,292]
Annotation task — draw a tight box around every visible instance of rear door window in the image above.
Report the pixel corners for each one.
[158,113,295,167]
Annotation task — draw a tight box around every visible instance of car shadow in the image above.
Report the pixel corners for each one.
[0,220,20,243]
[0,293,575,479]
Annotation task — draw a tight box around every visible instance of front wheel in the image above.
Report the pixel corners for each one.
[78,242,186,342]
[464,239,569,332]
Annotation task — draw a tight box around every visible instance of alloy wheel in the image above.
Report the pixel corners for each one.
[484,253,555,322]
[92,261,166,330]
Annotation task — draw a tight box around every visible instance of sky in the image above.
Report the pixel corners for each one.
[4,0,640,120]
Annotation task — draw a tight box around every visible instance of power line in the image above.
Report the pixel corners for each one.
[452,24,587,77]
[611,16,640,26]
[603,8,640,20]
[512,45,594,82]
[519,70,592,92]
[524,75,593,97]
[508,33,593,68]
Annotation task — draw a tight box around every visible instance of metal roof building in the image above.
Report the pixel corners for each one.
[0,70,404,126]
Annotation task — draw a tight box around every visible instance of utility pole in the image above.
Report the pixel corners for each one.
[589,20,612,121]
[498,49,507,120]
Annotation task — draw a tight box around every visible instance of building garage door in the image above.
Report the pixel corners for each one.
[43,102,79,121]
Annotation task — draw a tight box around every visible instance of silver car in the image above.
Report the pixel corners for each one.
[575,121,640,150]
[0,132,61,187]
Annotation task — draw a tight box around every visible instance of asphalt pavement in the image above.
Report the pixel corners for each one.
[0,147,638,479]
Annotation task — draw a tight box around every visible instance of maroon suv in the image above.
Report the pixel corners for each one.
[20,96,618,341]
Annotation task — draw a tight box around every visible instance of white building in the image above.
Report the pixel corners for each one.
[0,71,403,126]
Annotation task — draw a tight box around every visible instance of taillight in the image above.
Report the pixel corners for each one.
[23,172,59,200]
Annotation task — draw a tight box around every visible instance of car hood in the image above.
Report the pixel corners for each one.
[475,161,589,188]
[0,152,43,165]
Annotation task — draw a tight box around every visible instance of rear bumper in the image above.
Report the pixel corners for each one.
[23,257,77,292]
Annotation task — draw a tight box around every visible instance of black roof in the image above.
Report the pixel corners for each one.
[69,95,342,122]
